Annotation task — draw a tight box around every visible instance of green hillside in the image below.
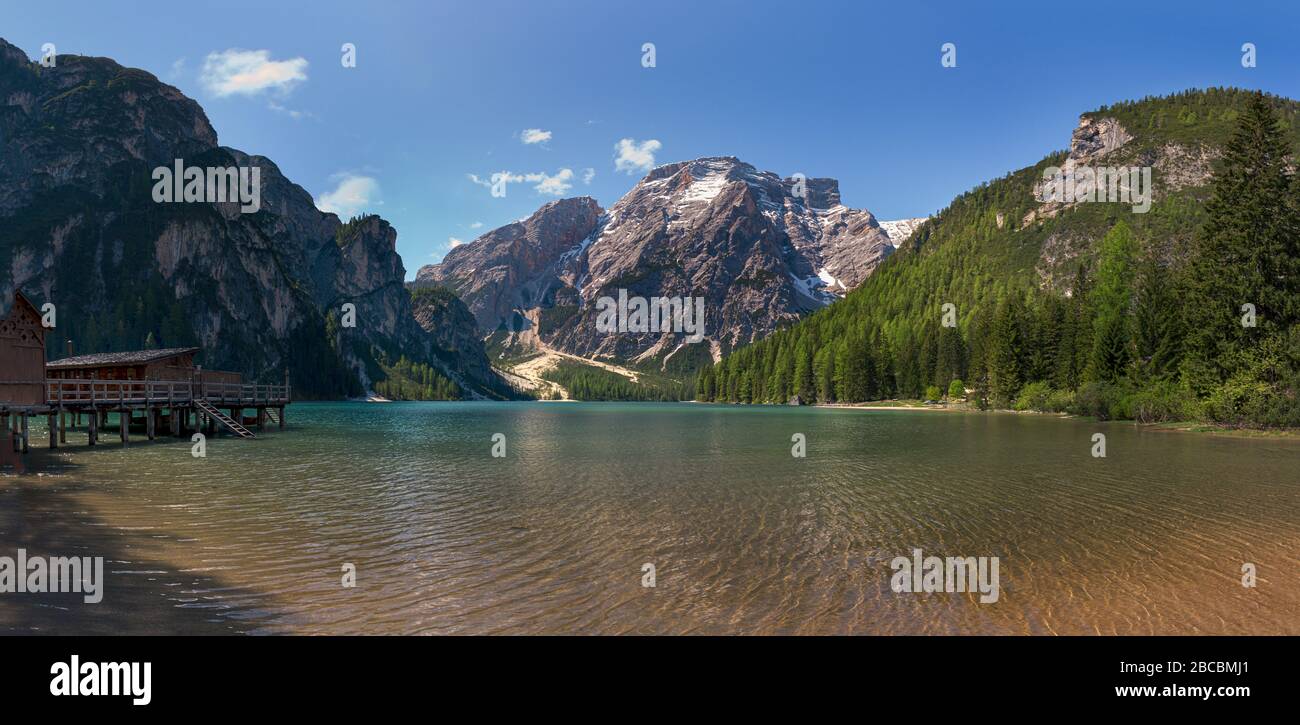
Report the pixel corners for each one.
[696,88,1300,427]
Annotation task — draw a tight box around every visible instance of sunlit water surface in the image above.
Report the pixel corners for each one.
[2,402,1297,634]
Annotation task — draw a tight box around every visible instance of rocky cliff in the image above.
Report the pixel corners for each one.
[408,285,497,388]
[0,38,506,399]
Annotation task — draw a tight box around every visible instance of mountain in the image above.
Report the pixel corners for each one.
[843,87,1300,335]
[695,88,1300,424]
[0,38,509,399]
[408,285,496,388]
[417,156,920,369]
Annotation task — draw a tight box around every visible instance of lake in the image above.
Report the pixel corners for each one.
[2,402,1297,634]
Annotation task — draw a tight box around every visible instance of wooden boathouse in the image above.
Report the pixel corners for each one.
[1,291,290,458]
[0,291,46,408]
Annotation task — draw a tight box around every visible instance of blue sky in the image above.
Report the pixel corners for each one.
[7,1,1300,277]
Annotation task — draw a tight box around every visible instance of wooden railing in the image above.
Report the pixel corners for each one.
[44,379,290,406]
[196,381,290,404]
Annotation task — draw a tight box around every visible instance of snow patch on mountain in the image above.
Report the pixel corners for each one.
[878,217,927,243]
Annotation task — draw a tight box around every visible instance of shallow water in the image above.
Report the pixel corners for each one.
[1,402,1297,634]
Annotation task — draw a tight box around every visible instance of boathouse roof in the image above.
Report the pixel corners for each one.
[46,347,201,369]
[0,289,40,319]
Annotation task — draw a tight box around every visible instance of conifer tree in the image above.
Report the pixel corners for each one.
[1066,262,1093,388]
[989,293,1026,407]
[1091,221,1139,383]
[1184,91,1295,393]
[794,340,815,401]
[1133,249,1182,380]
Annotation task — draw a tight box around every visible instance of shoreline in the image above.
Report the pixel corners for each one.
[812,399,1300,438]
[815,401,960,412]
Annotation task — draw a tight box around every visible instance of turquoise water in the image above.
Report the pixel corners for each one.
[2,401,1297,634]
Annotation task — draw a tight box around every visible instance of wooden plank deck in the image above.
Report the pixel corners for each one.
[43,379,289,408]
[1,379,290,455]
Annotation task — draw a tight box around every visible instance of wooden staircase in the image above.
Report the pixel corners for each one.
[264,408,280,425]
[195,400,256,439]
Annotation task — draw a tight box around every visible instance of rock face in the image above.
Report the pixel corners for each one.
[1027,114,1218,226]
[0,38,504,398]
[418,156,915,365]
[425,196,603,333]
[1069,115,1133,160]
[1025,112,1222,289]
[408,285,497,389]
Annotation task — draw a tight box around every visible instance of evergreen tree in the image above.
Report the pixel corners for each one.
[835,335,874,402]
[832,340,851,402]
[1133,249,1182,379]
[1064,262,1093,389]
[989,293,1026,407]
[966,306,993,409]
[1091,221,1139,383]
[936,324,966,387]
[1028,294,1062,383]
[1184,92,1295,393]
[895,331,921,398]
[814,346,835,403]
[738,370,753,403]
[870,330,893,398]
[793,340,815,401]
[919,323,939,388]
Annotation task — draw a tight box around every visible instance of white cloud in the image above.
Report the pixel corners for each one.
[168,58,186,80]
[614,138,661,174]
[582,168,596,184]
[268,101,314,120]
[468,171,523,188]
[449,237,464,248]
[316,174,380,218]
[531,168,574,195]
[468,168,575,196]
[519,128,552,145]
[200,49,308,97]
[469,221,484,229]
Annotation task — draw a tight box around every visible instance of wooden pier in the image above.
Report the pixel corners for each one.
[1,291,292,461]
[2,378,290,453]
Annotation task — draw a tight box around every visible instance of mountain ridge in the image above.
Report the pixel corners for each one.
[417,155,923,373]
[0,37,510,400]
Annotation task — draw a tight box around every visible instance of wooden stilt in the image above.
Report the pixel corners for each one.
[146,408,156,440]
[20,413,29,454]
[278,406,285,429]
[88,410,98,446]
[48,413,58,449]
[56,389,66,446]
[120,409,129,447]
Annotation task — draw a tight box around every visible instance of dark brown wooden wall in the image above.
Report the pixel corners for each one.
[0,295,47,406]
